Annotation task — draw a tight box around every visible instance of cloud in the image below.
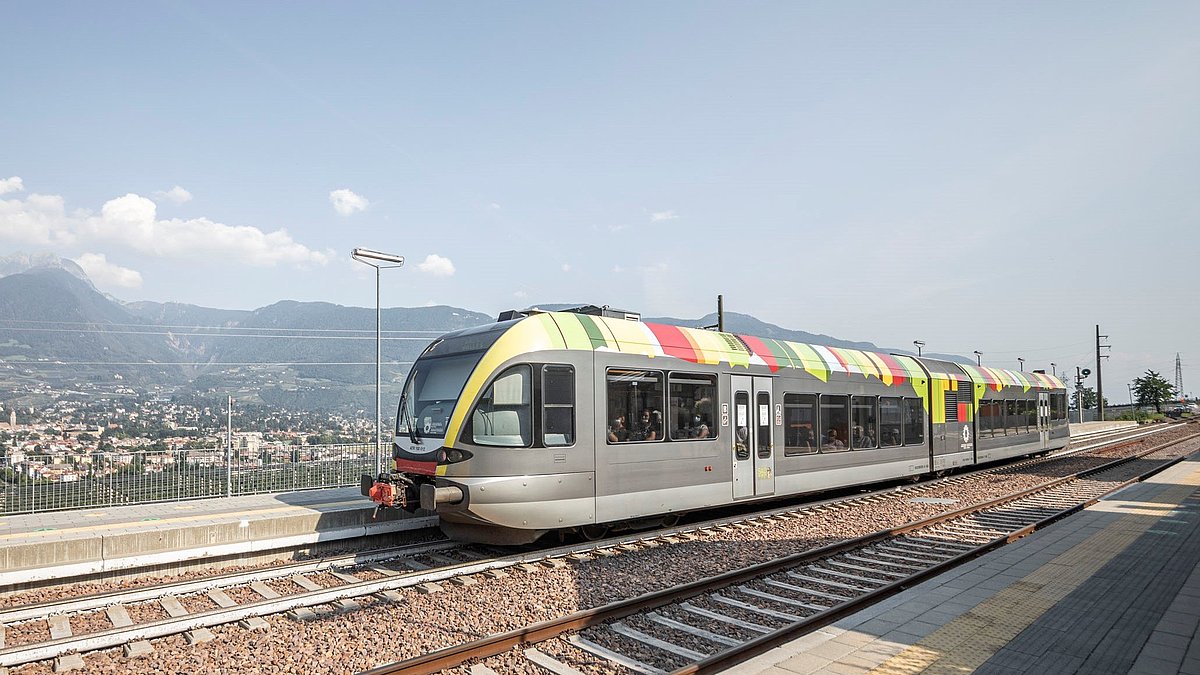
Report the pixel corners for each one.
[561,263,571,272]
[153,185,193,204]
[329,188,369,216]
[417,253,455,277]
[0,184,329,267]
[73,253,142,289]
[650,210,678,222]
[0,176,23,195]
[513,290,528,299]
[488,203,501,210]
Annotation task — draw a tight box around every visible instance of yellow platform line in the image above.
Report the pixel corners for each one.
[868,463,1200,674]
[0,498,369,542]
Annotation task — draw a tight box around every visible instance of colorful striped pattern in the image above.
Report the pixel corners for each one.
[536,312,928,390]
[959,364,1065,393]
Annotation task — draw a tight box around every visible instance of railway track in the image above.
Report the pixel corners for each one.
[364,426,1199,675]
[0,423,1178,672]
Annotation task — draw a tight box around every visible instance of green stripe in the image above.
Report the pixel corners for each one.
[763,336,801,367]
[574,313,610,350]
[536,314,567,349]
[788,341,830,382]
[553,313,592,350]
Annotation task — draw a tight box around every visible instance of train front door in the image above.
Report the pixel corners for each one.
[1038,392,1050,450]
[731,375,776,500]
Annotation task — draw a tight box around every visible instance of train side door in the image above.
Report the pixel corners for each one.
[731,375,775,499]
[1038,392,1050,449]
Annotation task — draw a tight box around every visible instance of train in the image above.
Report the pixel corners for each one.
[363,306,1069,545]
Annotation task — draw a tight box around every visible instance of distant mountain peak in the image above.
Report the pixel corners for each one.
[0,252,94,290]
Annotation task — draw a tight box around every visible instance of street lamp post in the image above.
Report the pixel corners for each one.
[1018,357,1025,372]
[973,350,982,366]
[1051,362,1057,380]
[913,340,925,357]
[351,247,405,477]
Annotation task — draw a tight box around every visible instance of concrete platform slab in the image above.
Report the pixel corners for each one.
[727,449,1200,674]
[0,487,436,588]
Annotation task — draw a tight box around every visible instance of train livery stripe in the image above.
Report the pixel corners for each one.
[738,334,781,372]
[863,351,894,386]
[647,323,702,364]
[554,313,599,350]
[572,313,613,350]
[784,341,830,382]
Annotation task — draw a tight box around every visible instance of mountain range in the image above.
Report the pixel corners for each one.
[0,254,933,412]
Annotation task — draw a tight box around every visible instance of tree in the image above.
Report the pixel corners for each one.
[1133,370,1175,413]
[1072,387,1107,410]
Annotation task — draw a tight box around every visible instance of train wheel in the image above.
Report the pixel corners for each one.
[580,524,609,541]
[661,514,681,528]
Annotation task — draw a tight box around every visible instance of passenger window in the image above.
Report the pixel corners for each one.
[903,398,925,445]
[1006,399,1019,434]
[606,369,664,443]
[542,365,574,447]
[756,391,772,459]
[784,393,818,456]
[851,396,877,450]
[734,391,751,460]
[820,394,849,452]
[879,397,902,447]
[669,374,716,441]
[470,365,531,447]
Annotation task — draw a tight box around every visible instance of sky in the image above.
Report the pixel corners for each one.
[2,2,1198,402]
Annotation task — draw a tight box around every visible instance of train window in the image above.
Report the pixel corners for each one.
[606,369,664,443]
[1023,399,1036,431]
[851,396,877,450]
[783,394,818,456]
[819,395,849,452]
[734,391,751,460]
[756,391,772,459]
[979,399,1003,438]
[542,365,575,447]
[879,397,902,447]
[669,374,716,441]
[1005,399,1019,434]
[903,398,925,445]
[470,365,532,447]
[1054,392,1068,420]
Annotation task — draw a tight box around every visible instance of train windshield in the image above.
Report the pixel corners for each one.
[395,323,512,443]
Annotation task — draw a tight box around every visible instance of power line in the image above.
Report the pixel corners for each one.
[0,318,446,335]
[2,361,415,367]
[0,327,435,341]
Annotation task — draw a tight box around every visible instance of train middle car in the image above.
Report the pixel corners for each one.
[365,310,1069,545]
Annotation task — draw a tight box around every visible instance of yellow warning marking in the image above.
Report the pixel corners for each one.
[869,462,1200,674]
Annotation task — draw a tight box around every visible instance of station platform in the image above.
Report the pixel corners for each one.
[0,488,436,588]
[734,449,1200,675]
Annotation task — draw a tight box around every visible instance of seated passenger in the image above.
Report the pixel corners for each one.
[885,429,901,446]
[823,427,845,450]
[689,415,711,439]
[607,417,629,443]
[630,410,658,441]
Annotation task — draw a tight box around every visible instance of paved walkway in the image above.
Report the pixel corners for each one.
[733,452,1200,674]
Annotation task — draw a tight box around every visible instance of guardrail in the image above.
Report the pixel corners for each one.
[0,443,374,515]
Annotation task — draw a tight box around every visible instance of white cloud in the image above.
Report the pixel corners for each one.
[489,202,501,210]
[513,290,528,299]
[329,188,369,216]
[73,253,142,289]
[561,263,571,272]
[417,253,455,277]
[650,210,678,222]
[0,185,329,267]
[153,185,193,204]
[0,176,23,195]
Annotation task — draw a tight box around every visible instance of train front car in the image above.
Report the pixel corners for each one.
[364,313,594,545]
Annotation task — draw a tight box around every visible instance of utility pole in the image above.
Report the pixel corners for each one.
[1096,325,1110,421]
[1176,353,1185,403]
[717,294,724,332]
[226,395,233,498]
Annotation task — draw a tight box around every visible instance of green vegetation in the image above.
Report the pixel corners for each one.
[1133,370,1176,413]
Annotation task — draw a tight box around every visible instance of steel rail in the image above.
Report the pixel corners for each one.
[0,424,1179,669]
[362,429,1198,675]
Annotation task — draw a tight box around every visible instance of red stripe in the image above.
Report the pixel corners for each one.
[875,352,907,386]
[394,458,437,475]
[646,323,701,363]
[739,334,780,372]
[957,402,968,423]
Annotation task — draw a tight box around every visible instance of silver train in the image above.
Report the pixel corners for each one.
[364,307,1069,545]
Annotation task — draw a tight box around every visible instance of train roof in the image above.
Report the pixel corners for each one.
[479,312,1063,392]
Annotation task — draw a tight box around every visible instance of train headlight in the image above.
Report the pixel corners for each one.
[436,448,473,464]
